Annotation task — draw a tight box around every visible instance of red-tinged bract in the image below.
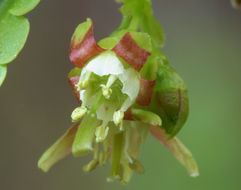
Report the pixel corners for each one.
[70,22,105,68]
[113,32,151,72]
[68,75,82,104]
[136,77,156,106]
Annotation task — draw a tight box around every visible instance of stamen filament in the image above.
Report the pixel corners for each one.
[110,132,124,180]
[106,75,117,88]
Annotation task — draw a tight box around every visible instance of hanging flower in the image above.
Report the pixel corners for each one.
[38,18,199,184]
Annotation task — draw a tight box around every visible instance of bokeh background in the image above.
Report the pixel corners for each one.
[1,0,241,189]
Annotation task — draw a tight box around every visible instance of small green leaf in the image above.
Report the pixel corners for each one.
[0,64,7,86]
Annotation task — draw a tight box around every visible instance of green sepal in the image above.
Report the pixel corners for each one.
[140,47,168,80]
[38,123,79,172]
[70,18,92,46]
[98,37,119,50]
[68,67,82,78]
[150,65,189,138]
[129,31,152,52]
[0,64,7,86]
[72,114,100,156]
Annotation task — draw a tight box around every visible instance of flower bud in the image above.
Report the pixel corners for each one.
[152,65,189,138]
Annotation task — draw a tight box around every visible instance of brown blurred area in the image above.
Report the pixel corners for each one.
[0,0,241,190]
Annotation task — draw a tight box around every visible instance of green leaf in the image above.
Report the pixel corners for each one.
[9,0,40,16]
[0,64,7,86]
[0,0,40,85]
[0,14,29,64]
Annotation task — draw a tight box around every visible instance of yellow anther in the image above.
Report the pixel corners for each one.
[100,84,112,99]
[113,110,124,126]
[71,106,87,122]
[95,125,109,143]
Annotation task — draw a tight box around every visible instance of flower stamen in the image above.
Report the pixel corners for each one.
[71,106,87,122]
[95,125,109,143]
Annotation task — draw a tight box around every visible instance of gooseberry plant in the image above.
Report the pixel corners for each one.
[0,0,203,184]
[37,0,199,183]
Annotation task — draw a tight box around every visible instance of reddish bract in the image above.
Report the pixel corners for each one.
[150,125,169,146]
[113,32,151,72]
[68,76,82,104]
[136,77,156,106]
[123,108,133,120]
[69,25,104,68]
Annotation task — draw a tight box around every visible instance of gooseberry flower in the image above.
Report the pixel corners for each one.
[38,18,199,183]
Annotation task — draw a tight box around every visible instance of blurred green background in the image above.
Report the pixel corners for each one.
[0,0,241,189]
